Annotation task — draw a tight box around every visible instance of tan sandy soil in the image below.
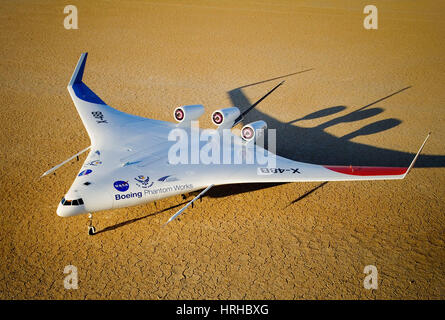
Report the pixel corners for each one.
[0,0,444,299]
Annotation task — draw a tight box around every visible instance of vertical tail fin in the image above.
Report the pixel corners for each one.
[68,52,88,87]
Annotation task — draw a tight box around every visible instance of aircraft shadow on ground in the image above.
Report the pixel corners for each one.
[230,78,444,167]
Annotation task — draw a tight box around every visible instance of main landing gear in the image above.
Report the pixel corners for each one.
[87,213,96,236]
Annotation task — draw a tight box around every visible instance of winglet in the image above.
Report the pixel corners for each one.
[68,52,88,87]
[404,132,431,177]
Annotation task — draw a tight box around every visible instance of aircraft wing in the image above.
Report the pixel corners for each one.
[67,53,176,149]
[209,159,409,185]
[186,132,430,187]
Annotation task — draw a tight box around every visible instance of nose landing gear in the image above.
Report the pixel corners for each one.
[87,213,96,235]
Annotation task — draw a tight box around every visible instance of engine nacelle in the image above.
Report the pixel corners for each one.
[241,120,267,142]
[173,105,205,123]
[211,107,241,129]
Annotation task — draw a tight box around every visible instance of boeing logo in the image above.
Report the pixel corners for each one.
[115,192,142,201]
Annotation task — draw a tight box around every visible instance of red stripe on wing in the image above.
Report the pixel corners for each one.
[323,165,407,176]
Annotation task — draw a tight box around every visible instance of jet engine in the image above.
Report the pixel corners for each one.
[211,107,241,129]
[173,105,205,123]
[241,120,267,142]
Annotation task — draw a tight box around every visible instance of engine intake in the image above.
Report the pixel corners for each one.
[211,107,240,129]
[173,105,205,123]
[241,120,267,142]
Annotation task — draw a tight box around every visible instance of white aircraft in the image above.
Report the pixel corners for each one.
[43,53,430,235]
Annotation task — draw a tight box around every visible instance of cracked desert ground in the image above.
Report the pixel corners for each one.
[0,0,444,299]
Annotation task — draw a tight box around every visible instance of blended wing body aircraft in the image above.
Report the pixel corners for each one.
[43,53,430,235]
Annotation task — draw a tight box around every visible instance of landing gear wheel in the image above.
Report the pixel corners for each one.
[87,213,96,235]
[88,226,96,236]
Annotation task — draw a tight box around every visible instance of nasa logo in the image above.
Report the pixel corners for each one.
[78,169,92,176]
[114,180,129,192]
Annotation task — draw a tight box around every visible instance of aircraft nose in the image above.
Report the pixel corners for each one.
[56,196,87,217]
